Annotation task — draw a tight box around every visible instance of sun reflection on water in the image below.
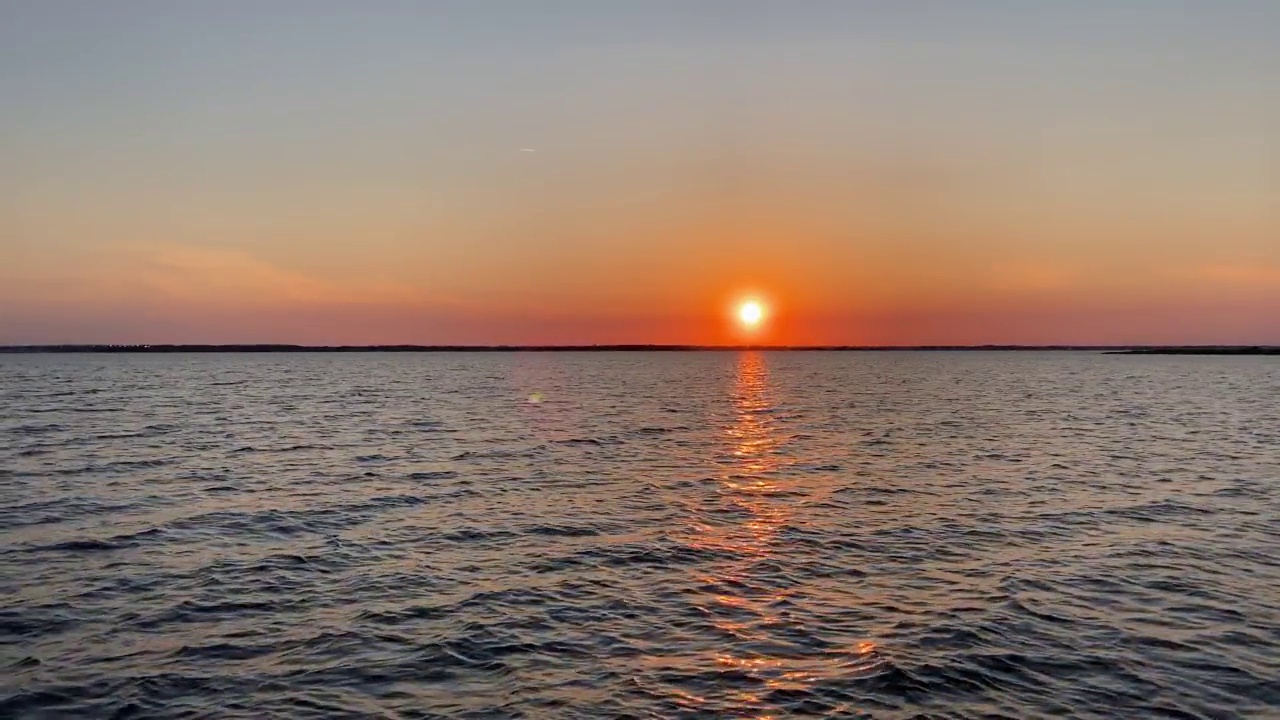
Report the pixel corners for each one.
[657,352,880,717]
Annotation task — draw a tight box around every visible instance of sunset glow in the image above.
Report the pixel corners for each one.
[2,4,1277,346]
[738,301,765,330]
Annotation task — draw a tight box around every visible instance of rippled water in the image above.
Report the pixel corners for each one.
[2,351,1279,719]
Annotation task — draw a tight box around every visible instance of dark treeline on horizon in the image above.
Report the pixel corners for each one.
[1,344,1277,354]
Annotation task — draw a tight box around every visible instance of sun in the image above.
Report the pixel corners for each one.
[737,300,765,328]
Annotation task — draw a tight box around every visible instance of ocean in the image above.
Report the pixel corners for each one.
[2,351,1278,718]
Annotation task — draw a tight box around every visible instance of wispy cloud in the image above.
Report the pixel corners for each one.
[132,245,452,308]
[987,261,1082,292]
[1191,263,1280,287]
[5,244,454,310]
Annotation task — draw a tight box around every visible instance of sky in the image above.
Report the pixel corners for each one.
[2,1,1278,345]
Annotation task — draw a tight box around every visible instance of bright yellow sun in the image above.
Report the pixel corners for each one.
[738,300,765,328]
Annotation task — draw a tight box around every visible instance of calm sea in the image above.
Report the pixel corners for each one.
[2,352,1278,719]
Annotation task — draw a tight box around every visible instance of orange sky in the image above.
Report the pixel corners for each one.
[3,3,1278,345]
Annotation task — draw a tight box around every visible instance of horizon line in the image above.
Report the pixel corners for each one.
[2,344,1278,354]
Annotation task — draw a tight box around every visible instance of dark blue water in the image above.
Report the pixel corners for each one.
[2,352,1278,718]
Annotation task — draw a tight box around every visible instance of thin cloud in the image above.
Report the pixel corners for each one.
[138,245,454,308]
[987,262,1082,292]
[19,244,460,311]
[1193,263,1280,287]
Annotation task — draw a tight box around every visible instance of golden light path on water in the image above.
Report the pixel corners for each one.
[650,352,886,718]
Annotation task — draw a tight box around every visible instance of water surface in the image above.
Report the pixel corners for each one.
[2,352,1278,718]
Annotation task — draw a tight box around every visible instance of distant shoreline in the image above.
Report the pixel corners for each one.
[1102,347,1279,355]
[1,344,1276,354]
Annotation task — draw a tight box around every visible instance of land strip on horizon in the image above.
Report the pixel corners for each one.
[1,345,1277,354]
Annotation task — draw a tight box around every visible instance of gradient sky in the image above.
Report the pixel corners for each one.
[3,1,1278,345]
